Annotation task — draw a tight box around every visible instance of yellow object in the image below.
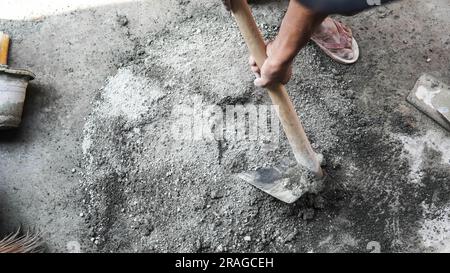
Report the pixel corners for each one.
[0,31,10,66]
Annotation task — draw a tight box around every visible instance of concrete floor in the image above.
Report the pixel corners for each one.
[0,0,188,251]
[0,0,449,252]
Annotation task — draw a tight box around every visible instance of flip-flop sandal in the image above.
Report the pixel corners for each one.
[311,19,359,65]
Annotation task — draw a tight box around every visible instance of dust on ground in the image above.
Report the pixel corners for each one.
[76,1,450,253]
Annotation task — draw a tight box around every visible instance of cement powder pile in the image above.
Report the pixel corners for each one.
[419,202,450,252]
[79,11,450,252]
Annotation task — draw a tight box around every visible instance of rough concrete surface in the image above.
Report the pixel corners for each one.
[0,0,449,253]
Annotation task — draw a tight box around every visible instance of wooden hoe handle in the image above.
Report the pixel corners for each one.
[0,32,10,66]
[230,0,323,177]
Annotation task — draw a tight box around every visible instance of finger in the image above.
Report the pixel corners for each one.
[248,55,257,66]
[265,40,274,55]
[250,65,260,74]
[254,77,270,88]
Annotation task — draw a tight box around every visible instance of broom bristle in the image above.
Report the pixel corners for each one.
[0,229,44,253]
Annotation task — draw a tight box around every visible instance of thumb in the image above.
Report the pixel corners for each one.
[254,77,269,88]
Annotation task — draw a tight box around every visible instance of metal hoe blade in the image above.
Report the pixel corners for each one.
[238,158,324,204]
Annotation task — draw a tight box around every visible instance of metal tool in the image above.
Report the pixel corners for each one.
[230,0,325,203]
[0,31,35,129]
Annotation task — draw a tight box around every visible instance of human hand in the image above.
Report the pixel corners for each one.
[249,41,293,88]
